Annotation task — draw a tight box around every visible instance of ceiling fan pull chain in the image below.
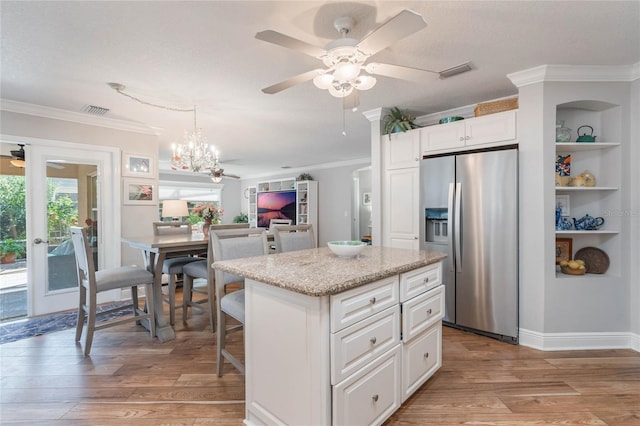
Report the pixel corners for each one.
[342,102,347,136]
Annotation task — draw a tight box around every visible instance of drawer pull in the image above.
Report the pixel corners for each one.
[427,308,433,315]
[372,394,379,402]
[369,297,376,304]
[370,336,377,345]
[423,277,429,283]
[424,352,429,359]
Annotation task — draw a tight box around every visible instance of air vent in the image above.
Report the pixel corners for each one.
[439,62,473,79]
[82,105,110,116]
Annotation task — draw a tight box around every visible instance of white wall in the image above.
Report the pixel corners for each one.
[630,78,640,346]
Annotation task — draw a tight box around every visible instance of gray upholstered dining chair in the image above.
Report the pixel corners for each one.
[181,223,251,331]
[268,218,292,232]
[211,228,269,376]
[70,226,155,356]
[271,224,316,253]
[152,221,200,325]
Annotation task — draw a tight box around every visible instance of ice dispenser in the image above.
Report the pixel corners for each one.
[425,208,448,243]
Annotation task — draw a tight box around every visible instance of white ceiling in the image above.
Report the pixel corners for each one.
[2,1,639,178]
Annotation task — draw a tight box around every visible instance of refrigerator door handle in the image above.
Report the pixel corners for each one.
[455,182,462,272]
[447,182,455,272]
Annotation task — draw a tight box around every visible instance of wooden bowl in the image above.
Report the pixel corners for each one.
[560,265,586,276]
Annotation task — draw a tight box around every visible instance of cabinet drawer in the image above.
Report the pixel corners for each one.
[402,322,442,402]
[402,285,444,342]
[400,262,442,302]
[333,345,402,426]
[330,276,399,332]
[331,306,401,384]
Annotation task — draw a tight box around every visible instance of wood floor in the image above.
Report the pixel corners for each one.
[1,293,639,425]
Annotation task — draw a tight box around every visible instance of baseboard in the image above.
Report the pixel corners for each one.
[519,328,640,352]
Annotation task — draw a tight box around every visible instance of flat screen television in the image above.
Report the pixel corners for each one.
[257,190,297,228]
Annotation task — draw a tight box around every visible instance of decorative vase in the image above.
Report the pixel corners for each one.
[203,218,212,239]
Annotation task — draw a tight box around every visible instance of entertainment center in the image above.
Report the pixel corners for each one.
[247,178,318,242]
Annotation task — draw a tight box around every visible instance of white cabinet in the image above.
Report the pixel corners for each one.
[383,131,420,250]
[384,131,420,169]
[421,110,517,154]
[384,167,420,249]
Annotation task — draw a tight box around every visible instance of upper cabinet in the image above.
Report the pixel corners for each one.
[384,130,420,169]
[421,110,517,155]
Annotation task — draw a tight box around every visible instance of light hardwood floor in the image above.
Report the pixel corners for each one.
[1,292,639,425]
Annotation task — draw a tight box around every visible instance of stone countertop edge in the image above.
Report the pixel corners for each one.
[212,246,447,297]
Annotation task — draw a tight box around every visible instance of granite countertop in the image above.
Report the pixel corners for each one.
[212,246,447,297]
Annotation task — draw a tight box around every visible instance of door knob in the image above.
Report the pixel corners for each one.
[34,238,49,244]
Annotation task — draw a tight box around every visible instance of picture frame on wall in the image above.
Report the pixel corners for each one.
[555,237,573,264]
[555,194,570,216]
[123,179,156,205]
[363,192,372,206]
[122,153,155,178]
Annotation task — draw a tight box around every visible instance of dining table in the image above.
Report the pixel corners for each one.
[122,233,209,342]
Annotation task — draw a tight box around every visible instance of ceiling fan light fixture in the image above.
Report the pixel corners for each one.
[313,73,334,90]
[328,83,353,98]
[10,159,26,168]
[333,61,360,81]
[210,173,223,184]
[353,75,377,91]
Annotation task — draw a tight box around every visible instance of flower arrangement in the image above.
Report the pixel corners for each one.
[192,203,223,224]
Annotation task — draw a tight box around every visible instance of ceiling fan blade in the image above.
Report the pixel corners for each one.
[342,90,359,110]
[365,62,438,82]
[262,68,324,94]
[357,9,427,56]
[255,30,326,58]
[223,173,241,180]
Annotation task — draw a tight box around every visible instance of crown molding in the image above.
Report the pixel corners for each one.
[0,98,162,135]
[508,63,640,87]
[236,157,372,181]
[362,107,383,122]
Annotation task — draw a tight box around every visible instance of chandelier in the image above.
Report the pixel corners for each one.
[170,106,217,173]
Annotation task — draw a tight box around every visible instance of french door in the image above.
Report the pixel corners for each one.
[26,140,121,316]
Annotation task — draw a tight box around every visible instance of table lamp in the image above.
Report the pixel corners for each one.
[162,200,189,221]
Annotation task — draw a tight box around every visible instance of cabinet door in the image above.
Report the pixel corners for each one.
[465,110,516,146]
[420,121,465,154]
[401,322,442,402]
[384,168,419,249]
[384,131,420,169]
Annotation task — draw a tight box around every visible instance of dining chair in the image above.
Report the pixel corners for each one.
[271,224,316,253]
[211,228,269,376]
[181,223,251,331]
[70,226,155,356]
[268,218,292,232]
[152,221,200,325]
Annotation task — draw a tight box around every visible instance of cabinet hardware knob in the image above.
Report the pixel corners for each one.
[465,135,470,140]
[370,337,377,344]
[372,394,379,402]
[459,137,464,141]
[423,277,429,283]
[369,297,376,304]
[427,308,432,315]
[424,352,429,358]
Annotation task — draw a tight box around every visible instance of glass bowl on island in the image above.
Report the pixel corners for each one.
[327,241,367,258]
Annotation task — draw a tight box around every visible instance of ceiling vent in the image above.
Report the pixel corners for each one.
[82,104,110,116]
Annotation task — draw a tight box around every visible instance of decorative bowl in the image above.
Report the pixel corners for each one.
[439,116,464,124]
[327,241,367,258]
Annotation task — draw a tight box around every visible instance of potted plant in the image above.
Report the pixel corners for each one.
[383,106,419,135]
[0,239,24,264]
[233,212,248,223]
[297,173,313,181]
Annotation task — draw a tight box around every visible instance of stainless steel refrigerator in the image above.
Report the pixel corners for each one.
[421,147,518,343]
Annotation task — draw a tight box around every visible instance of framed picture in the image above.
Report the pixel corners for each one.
[555,194,570,216]
[363,192,372,206]
[122,153,155,178]
[123,179,156,205]
[555,237,573,264]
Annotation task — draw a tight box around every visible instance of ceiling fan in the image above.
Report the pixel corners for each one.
[0,144,65,169]
[255,9,472,107]
[209,153,240,183]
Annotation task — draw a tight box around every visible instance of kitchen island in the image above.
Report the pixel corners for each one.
[213,246,446,426]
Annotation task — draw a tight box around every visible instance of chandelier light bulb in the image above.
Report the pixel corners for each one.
[333,62,360,82]
[313,73,334,90]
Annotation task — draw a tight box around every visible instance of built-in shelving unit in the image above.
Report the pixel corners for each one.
[554,101,622,279]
